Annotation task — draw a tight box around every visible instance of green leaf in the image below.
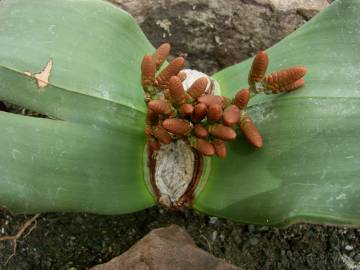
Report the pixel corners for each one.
[0,0,156,213]
[194,0,360,226]
[0,0,154,131]
[0,111,155,214]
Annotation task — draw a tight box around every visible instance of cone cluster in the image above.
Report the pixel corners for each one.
[141,44,307,158]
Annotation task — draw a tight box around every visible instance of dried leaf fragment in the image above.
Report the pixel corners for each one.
[24,58,53,89]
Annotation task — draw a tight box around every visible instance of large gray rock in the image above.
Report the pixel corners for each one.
[109,0,328,74]
[91,224,240,270]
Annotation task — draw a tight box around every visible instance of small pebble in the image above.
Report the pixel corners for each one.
[211,231,218,241]
[209,217,218,225]
[354,254,360,262]
[259,226,269,231]
[248,225,255,233]
[220,233,225,242]
[250,237,259,246]
[345,245,354,251]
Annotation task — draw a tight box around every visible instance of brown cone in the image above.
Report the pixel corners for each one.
[162,118,193,136]
[153,43,170,70]
[212,139,227,158]
[187,77,208,99]
[233,89,250,110]
[141,55,156,89]
[148,137,161,151]
[223,105,241,126]
[263,66,307,92]
[208,124,237,141]
[248,51,269,85]
[152,125,172,144]
[239,116,263,148]
[207,104,223,122]
[146,109,158,126]
[148,100,173,115]
[194,124,209,138]
[169,76,186,105]
[156,57,185,90]
[192,103,207,122]
[179,103,194,116]
[198,95,224,107]
[191,138,215,156]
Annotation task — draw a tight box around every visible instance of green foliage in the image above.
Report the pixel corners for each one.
[194,0,360,225]
[0,0,359,226]
[0,0,155,214]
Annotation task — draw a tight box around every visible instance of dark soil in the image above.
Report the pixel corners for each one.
[1,208,360,269]
[1,0,358,269]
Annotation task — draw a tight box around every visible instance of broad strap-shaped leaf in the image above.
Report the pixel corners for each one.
[0,111,155,214]
[0,0,158,213]
[194,0,360,225]
[0,0,153,131]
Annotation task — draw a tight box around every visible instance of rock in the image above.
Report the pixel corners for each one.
[109,0,328,74]
[91,224,240,270]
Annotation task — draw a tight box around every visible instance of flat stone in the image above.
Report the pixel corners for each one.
[91,224,240,270]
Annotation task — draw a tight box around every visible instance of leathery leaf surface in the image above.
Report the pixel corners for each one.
[0,0,156,213]
[194,0,360,226]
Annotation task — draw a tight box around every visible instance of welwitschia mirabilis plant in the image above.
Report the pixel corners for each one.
[0,0,359,226]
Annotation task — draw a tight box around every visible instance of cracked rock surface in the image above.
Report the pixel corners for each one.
[110,0,328,74]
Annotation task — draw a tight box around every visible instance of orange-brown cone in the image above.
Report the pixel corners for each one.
[212,139,227,158]
[248,51,269,85]
[187,77,208,99]
[153,43,170,70]
[233,89,250,110]
[208,124,237,141]
[168,76,186,105]
[144,125,153,136]
[179,103,194,116]
[198,95,225,107]
[263,66,307,93]
[156,57,185,90]
[194,124,209,138]
[177,71,187,81]
[152,125,172,144]
[148,100,173,115]
[240,116,263,148]
[146,109,158,126]
[207,104,223,122]
[148,137,161,151]
[162,118,193,136]
[273,78,305,93]
[192,103,207,122]
[141,55,156,89]
[191,138,215,156]
[223,105,241,126]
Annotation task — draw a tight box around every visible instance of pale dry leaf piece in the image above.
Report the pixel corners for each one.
[24,58,53,89]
